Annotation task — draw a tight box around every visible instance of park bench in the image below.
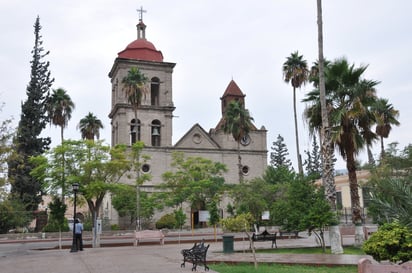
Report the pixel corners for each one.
[134,230,165,246]
[181,241,210,271]
[279,230,299,239]
[252,230,277,248]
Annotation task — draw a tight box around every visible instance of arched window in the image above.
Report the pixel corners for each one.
[130,119,141,144]
[151,77,160,106]
[151,120,161,147]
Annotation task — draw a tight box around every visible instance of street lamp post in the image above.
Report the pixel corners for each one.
[70,183,79,253]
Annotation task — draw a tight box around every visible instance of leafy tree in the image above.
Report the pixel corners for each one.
[370,98,400,159]
[0,199,31,233]
[31,140,135,227]
[363,222,412,264]
[222,100,254,183]
[42,196,69,232]
[174,208,187,230]
[229,177,279,225]
[111,185,161,229]
[160,152,227,222]
[302,187,337,252]
[303,135,322,179]
[271,178,336,251]
[0,103,14,198]
[270,134,293,170]
[77,112,104,140]
[47,88,75,143]
[282,51,309,174]
[8,16,54,213]
[220,213,258,269]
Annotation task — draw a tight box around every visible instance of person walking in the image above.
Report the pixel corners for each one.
[74,219,84,251]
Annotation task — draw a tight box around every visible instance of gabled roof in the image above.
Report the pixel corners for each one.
[174,123,221,149]
[221,79,245,99]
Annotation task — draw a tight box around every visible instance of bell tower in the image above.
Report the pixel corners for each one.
[108,10,176,148]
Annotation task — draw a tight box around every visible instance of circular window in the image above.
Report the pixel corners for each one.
[141,164,151,173]
[240,134,251,146]
[242,165,249,175]
[192,133,202,144]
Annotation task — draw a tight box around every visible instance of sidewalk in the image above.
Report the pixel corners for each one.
[0,234,375,273]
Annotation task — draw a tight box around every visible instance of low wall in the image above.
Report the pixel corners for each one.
[358,258,412,273]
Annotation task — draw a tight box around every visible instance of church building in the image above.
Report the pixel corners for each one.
[107,12,268,228]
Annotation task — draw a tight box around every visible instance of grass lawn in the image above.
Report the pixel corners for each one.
[257,246,365,255]
[209,247,362,273]
[210,263,357,273]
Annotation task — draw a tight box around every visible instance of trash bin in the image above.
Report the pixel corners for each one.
[222,235,234,253]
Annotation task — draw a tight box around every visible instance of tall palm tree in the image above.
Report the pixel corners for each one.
[305,58,379,245]
[316,0,343,254]
[371,98,400,158]
[122,67,148,231]
[122,67,148,135]
[78,112,104,141]
[282,51,309,174]
[47,88,75,143]
[222,100,254,184]
[47,87,74,205]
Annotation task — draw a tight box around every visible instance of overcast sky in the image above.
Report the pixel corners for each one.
[1,0,411,171]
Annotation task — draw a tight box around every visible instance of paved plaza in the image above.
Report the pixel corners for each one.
[0,232,375,273]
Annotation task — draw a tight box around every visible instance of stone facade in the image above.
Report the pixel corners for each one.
[106,17,267,228]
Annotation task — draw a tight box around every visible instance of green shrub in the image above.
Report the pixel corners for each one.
[155,213,176,229]
[111,224,119,231]
[42,218,70,232]
[362,221,412,264]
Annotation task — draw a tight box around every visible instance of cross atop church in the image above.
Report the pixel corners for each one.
[137,6,147,22]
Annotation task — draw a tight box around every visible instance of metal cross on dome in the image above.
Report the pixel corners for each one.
[137,6,147,22]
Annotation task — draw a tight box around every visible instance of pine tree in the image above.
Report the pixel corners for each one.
[304,135,322,178]
[8,16,54,213]
[270,134,293,170]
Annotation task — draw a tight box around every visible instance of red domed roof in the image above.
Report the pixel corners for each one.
[118,39,163,62]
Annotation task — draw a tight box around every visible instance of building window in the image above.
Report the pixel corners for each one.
[336,191,343,210]
[151,77,160,106]
[130,119,141,144]
[241,165,249,175]
[151,120,161,147]
[141,164,151,173]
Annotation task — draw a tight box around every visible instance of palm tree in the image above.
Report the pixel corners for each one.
[222,100,254,184]
[305,58,379,245]
[282,51,309,174]
[47,87,74,205]
[122,67,148,231]
[122,67,148,135]
[315,0,343,254]
[47,88,75,143]
[78,112,104,141]
[371,98,400,158]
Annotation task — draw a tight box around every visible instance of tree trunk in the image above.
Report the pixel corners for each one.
[237,140,243,183]
[317,0,343,254]
[293,87,303,174]
[346,149,364,246]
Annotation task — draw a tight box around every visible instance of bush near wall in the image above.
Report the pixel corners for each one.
[362,221,412,264]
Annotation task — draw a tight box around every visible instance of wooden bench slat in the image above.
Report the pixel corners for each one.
[134,230,165,246]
